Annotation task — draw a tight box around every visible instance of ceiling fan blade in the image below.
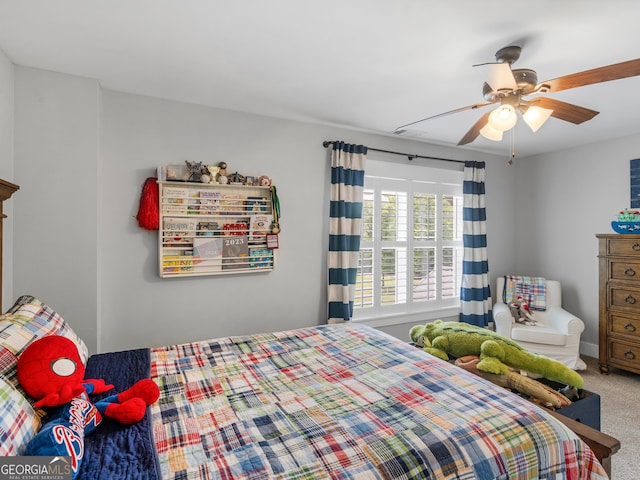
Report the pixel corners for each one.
[529,97,599,124]
[538,58,640,93]
[457,111,491,145]
[394,103,491,133]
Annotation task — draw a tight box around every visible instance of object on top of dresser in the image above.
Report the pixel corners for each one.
[611,221,640,234]
[612,209,640,234]
[618,209,640,222]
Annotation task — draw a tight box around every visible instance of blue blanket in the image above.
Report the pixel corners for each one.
[79,348,159,480]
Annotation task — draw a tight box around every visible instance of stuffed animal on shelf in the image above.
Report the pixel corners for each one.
[409,320,584,388]
[185,160,208,182]
[217,162,228,184]
[258,175,272,186]
[17,336,160,479]
[509,295,537,326]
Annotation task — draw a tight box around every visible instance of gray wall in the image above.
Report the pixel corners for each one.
[0,48,16,308]
[13,67,99,353]
[6,65,639,357]
[512,136,640,355]
[12,66,516,353]
[17,65,634,357]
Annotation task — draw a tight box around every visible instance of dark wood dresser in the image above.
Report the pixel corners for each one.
[597,234,640,374]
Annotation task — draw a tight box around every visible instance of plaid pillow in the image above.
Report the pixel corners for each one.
[0,376,41,455]
[1,295,88,363]
[503,275,547,311]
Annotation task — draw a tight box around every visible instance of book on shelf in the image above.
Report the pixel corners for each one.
[197,221,220,236]
[220,195,245,215]
[249,214,273,240]
[163,187,200,214]
[223,222,248,236]
[192,237,223,271]
[164,186,189,198]
[163,217,197,247]
[162,188,188,214]
[246,196,269,214]
[249,248,273,269]
[180,256,193,272]
[162,203,188,214]
[222,236,249,270]
[198,191,222,215]
[162,253,193,273]
[162,255,180,273]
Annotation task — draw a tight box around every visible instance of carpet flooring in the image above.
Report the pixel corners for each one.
[580,356,640,479]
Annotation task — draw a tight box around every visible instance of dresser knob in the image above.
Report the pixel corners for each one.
[624,350,636,360]
[625,266,636,276]
[633,242,640,251]
[625,322,637,333]
[625,294,637,304]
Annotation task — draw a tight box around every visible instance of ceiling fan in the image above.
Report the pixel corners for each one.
[395,46,640,146]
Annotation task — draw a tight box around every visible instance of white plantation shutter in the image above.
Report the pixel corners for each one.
[354,160,463,322]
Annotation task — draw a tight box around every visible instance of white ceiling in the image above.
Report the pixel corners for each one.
[1,0,640,158]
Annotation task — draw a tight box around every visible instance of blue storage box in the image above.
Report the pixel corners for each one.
[538,379,601,430]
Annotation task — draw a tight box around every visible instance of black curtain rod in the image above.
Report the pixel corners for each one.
[322,140,466,164]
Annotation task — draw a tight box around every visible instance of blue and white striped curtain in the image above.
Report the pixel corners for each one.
[327,142,367,324]
[459,161,492,327]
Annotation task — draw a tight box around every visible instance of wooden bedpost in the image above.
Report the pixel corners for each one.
[0,179,20,313]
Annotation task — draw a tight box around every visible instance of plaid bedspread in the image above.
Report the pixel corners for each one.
[148,324,606,480]
[503,275,548,311]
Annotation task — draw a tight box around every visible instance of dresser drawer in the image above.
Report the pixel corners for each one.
[607,237,640,257]
[610,259,640,281]
[609,285,640,310]
[609,339,640,371]
[609,312,640,340]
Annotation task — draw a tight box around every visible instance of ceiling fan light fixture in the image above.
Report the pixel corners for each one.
[479,123,503,141]
[488,104,517,131]
[522,105,554,132]
[486,62,518,92]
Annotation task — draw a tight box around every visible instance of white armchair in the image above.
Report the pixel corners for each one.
[493,277,586,370]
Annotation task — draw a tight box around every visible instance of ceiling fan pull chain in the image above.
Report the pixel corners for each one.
[507,128,515,165]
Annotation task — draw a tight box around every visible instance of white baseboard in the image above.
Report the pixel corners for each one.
[580,341,598,359]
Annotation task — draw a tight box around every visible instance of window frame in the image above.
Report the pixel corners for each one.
[352,159,464,327]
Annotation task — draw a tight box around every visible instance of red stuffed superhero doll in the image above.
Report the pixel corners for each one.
[17,336,160,479]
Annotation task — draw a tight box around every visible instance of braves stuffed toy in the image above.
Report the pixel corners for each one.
[17,336,160,479]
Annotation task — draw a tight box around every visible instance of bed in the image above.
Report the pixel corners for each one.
[0,295,614,480]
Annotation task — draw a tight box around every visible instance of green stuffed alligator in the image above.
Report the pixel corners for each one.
[410,320,584,389]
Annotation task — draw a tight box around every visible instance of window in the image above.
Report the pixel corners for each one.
[353,160,463,324]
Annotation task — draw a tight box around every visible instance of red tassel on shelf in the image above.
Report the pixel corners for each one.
[136,177,159,230]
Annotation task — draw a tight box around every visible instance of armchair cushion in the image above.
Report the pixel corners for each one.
[511,325,566,346]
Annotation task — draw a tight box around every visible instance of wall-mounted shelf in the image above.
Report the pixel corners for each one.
[158,181,275,278]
